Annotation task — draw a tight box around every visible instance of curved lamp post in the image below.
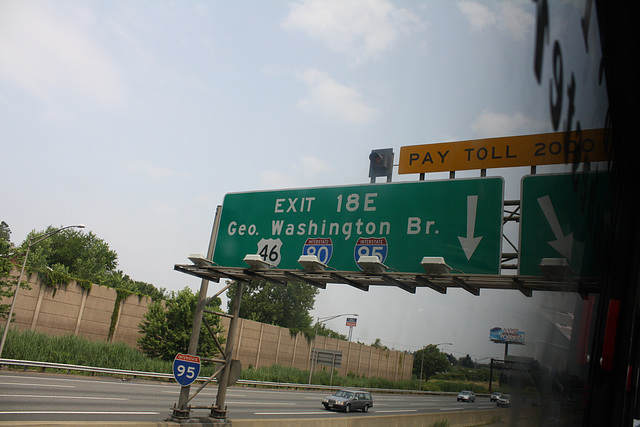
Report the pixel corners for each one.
[307,313,358,384]
[0,224,85,357]
[419,342,453,390]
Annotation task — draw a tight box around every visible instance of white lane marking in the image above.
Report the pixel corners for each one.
[1,394,127,401]
[0,382,74,388]
[0,374,164,388]
[162,390,246,397]
[225,402,296,406]
[0,411,160,415]
[0,375,88,383]
[255,411,337,415]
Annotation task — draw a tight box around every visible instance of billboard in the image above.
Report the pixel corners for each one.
[490,327,525,344]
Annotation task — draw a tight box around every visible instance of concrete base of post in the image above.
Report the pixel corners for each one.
[165,417,232,426]
[166,405,231,425]
[210,406,228,420]
[167,405,191,422]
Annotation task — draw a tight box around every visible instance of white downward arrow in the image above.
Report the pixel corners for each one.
[458,195,483,260]
[537,195,573,260]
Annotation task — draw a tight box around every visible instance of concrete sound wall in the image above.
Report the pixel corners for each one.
[1,275,413,381]
[224,317,412,381]
[1,272,152,347]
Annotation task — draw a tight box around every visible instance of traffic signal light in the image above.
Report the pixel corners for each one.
[368,148,394,182]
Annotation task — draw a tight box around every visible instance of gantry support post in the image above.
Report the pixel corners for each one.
[170,206,221,421]
[211,280,244,419]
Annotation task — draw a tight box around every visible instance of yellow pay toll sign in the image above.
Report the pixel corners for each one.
[398,129,610,174]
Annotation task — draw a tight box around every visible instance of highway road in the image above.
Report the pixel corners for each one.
[0,371,500,423]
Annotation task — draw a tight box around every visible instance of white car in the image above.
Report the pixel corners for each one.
[490,392,503,401]
[457,390,476,402]
[497,394,511,407]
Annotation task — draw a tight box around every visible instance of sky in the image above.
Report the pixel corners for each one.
[1,0,608,362]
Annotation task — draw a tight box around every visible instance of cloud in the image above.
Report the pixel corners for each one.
[124,161,190,180]
[291,156,334,178]
[0,1,124,106]
[261,170,292,189]
[457,1,533,42]
[296,68,377,124]
[472,109,542,137]
[457,1,497,31]
[499,3,535,41]
[145,200,180,219]
[261,155,334,188]
[282,0,424,61]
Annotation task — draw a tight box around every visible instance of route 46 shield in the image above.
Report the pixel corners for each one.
[257,238,283,267]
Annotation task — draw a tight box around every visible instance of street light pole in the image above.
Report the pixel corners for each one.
[308,313,358,384]
[418,342,452,391]
[0,224,85,358]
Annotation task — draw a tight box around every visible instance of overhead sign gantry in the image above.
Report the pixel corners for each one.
[177,174,599,298]
[172,131,611,422]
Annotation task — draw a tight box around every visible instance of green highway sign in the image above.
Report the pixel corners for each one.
[519,172,612,277]
[212,178,504,275]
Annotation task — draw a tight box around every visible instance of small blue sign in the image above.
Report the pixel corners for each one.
[173,353,201,386]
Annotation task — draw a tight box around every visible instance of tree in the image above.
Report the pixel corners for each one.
[458,354,475,368]
[315,322,347,340]
[413,344,451,381]
[226,280,318,334]
[0,222,16,319]
[138,287,225,360]
[20,226,165,300]
[371,338,389,349]
[129,279,166,301]
[24,226,118,283]
[0,221,10,242]
[99,270,166,301]
[445,352,458,367]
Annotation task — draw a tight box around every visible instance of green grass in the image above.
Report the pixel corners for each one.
[3,328,175,374]
[1,328,497,392]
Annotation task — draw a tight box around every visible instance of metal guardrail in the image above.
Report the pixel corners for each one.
[0,358,462,396]
[0,358,175,380]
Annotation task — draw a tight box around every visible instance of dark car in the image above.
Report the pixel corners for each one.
[497,394,511,407]
[322,390,373,412]
[457,390,476,402]
[490,392,503,401]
